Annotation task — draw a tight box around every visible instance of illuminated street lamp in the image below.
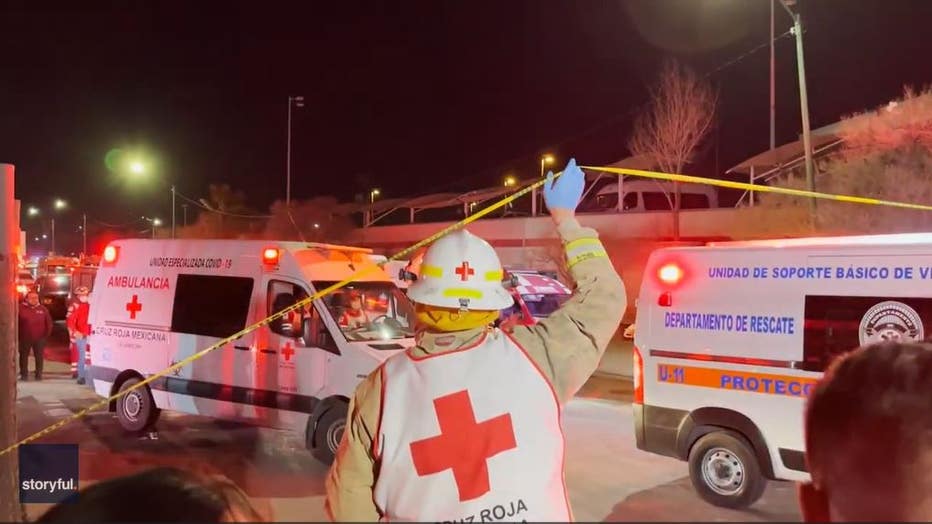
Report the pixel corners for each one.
[532,154,556,216]
[370,188,380,204]
[27,206,39,216]
[54,199,67,210]
[130,161,146,175]
[504,175,517,187]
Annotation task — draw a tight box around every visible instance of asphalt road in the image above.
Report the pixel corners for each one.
[15,326,802,522]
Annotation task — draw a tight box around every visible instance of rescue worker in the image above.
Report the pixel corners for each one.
[337,291,370,330]
[325,158,626,521]
[18,290,54,381]
[66,286,91,385]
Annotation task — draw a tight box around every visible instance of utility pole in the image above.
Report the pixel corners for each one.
[50,217,55,256]
[770,0,776,152]
[82,213,86,257]
[0,163,23,522]
[182,204,188,228]
[171,185,176,239]
[286,95,305,208]
[782,0,816,224]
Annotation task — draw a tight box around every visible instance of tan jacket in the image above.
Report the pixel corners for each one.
[325,217,626,521]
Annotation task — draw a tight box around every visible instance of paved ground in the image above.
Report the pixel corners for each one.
[14,323,802,522]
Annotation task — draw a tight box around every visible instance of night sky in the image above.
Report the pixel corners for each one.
[3,0,932,250]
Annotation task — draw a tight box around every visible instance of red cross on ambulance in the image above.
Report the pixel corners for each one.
[126,294,143,320]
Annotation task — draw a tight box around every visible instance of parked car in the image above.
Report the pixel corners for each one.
[498,269,572,328]
[16,270,36,300]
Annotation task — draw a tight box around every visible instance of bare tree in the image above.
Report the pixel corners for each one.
[628,59,717,239]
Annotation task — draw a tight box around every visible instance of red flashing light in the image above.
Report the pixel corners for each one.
[103,245,119,265]
[262,248,280,265]
[633,345,644,404]
[657,263,683,285]
[658,291,673,307]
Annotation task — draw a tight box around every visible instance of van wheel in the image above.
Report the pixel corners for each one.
[116,377,160,433]
[310,402,348,465]
[688,431,767,509]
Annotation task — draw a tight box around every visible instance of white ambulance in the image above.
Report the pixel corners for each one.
[633,233,932,508]
[87,239,416,464]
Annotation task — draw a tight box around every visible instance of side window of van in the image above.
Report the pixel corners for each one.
[268,281,309,338]
[596,193,618,210]
[622,191,638,210]
[643,192,673,211]
[679,193,710,209]
[171,274,254,339]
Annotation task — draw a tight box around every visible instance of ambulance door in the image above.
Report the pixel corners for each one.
[263,278,321,428]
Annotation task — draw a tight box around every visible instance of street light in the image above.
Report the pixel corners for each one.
[504,175,516,187]
[130,161,146,175]
[286,95,305,208]
[532,154,556,216]
[27,206,39,216]
[370,188,380,204]
[54,199,67,210]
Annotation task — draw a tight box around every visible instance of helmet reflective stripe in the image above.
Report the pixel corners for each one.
[406,229,513,311]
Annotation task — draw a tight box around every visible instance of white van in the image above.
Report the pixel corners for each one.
[88,239,416,464]
[632,233,932,508]
[590,179,718,212]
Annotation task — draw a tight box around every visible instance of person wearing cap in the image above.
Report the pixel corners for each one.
[325,158,626,521]
[66,286,91,385]
[337,291,370,330]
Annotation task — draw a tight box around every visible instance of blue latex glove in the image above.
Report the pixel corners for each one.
[543,158,585,211]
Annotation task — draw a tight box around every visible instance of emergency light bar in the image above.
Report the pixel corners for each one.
[262,248,280,266]
[102,245,119,265]
[658,263,683,285]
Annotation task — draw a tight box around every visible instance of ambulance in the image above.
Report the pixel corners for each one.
[633,233,932,508]
[87,239,416,464]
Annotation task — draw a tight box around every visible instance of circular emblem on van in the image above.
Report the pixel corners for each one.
[859,301,923,346]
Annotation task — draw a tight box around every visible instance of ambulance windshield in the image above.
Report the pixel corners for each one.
[314,281,415,342]
[522,293,570,318]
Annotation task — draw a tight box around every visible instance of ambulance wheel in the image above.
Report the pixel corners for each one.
[116,377,160,433]
[688,431,766,509]
[311,402,348,465]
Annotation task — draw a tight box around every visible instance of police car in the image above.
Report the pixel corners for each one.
[88,239,416,464]
[632,233,932,508]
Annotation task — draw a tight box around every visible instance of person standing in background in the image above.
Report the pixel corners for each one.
[18,290,53,381]
[66,286,91,385]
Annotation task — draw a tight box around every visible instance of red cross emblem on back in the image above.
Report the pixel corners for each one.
[281,342,294,362]
[455,261,475,282]
[409,389,517,501]
[126,294,142,320]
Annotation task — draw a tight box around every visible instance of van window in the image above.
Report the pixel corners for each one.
[622,191,638,210]
[268,280,309,338]
[171,274,254,339]
[596,193,618,210]
[643,192,673,211]
[679,193,710,209]
[801,295,932,372]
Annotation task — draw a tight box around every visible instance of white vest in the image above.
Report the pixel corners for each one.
[373,330,571,522]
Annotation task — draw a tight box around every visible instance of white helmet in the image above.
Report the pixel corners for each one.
[406,229,513,311]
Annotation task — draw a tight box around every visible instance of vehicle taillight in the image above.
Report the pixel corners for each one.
[103,245,119,265]
[262,248,280,266]
[633,345,644,404]
[657,263,683,285]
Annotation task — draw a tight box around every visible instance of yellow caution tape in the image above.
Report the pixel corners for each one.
[0,170,555,458]
[583,165,932,212]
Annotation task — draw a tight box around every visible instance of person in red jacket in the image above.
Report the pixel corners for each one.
[18,290,53,381]
[66,286,91,385]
